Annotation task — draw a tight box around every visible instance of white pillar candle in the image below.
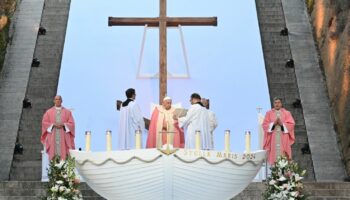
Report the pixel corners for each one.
[245,131,251,153]
[195,130,201,150]
[167,132,170,146]
[135,129,142,149]
[224,130,231,152]
[85,131,91,152]
[106,130,112,151]
[166,121,170,147]
[157,131,162,149]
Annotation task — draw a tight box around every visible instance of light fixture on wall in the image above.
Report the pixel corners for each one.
[286,59,294,68]
[280,27,288,36]
[292,98,301,108]
[301,143,310,154]
[23,98,32,108]
[38,26,46,35]
[14,142,24,154]
[31,58,40,67]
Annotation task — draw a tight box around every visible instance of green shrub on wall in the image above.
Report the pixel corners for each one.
[0,19,10,73]
[305,0,314,14]
[0,0,16,73]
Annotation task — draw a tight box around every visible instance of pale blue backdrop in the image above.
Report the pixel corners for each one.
[58,0,270,152]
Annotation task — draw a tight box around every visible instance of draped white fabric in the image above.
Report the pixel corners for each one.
[178,104,212,150]
[118,101,145,150]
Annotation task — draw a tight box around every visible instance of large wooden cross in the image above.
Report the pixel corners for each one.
[109,0,217,103]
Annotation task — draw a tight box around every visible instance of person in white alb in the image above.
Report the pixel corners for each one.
[174,93,213,150]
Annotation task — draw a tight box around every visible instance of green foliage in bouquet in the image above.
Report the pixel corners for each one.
[44,155,83,200]
[263,156,307,200]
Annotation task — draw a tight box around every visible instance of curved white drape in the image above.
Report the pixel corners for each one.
[70,149,266,200]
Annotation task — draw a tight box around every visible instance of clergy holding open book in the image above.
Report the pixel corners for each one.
[146,96,185,148]
[118,88,145,150]
[174,93,213,150]
[262,97,295,165]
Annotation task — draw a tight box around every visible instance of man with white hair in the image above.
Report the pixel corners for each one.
[146,96,185,148]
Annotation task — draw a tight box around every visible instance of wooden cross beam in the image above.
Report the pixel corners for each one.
[109,0,217,104]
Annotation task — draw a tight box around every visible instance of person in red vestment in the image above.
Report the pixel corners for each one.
[146,96,184,148]
[41,95,75,160]
[263,97,295,165]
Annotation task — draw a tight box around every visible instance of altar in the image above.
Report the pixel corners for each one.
[70,148,265,200]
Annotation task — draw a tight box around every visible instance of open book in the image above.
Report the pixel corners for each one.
[174,108,188,118]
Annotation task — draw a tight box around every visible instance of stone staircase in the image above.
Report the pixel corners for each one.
[255,0,315,180]
[305,182,350,200]
[233,182,350,200]
[0,0,45,181]
[1,181,350,200]
[0,181,103,200]
[281,0,346,181]
[9,0,71,181]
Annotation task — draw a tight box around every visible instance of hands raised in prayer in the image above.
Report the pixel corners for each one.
[274,118,282,126]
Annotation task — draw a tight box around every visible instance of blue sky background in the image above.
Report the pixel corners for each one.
[58,0,270,152]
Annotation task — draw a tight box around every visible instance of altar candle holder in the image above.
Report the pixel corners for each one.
[85,131,91,152]
[106,130,112,151]
[135,129,142,149]
[224,130,231,152]
[245,131,251,153]
[195,130,201,151]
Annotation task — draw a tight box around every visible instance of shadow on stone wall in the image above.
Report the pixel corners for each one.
[308,0,350,175]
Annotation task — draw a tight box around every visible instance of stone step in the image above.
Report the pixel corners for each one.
[259,23,287,29]
[305,182,350,189]
[258,8,284,12]
[9,168,41,181]
[13,152,42,161]
[0,189,102,197]
[10,160,41,168]
[13,148,42,156]
[18,136,43,145]
[10,160,42,181]
[263,42,291,46]
[0,197,104,200]
[259,12,284,17]
[308,189,350,197]
[0,189,45,197]
[0,181,104,199]
[308,198,350,200]
[1,181,350,199]
[232,183,350,200]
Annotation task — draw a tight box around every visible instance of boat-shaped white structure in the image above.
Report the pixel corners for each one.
[70,149,266,200]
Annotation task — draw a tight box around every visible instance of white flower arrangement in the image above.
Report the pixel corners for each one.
[263,156,307,200]
[43,156,83,200]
